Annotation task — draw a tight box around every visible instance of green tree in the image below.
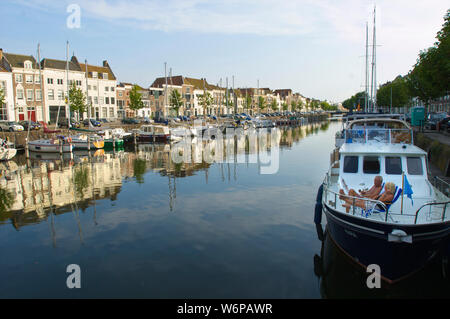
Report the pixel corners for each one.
[0,187,15,214]
[257,96,266,112]
[290,100,297,112]
[129,85,144,116]
[169,89,183,116]
[270,99,278,111]
[377,76,411,110]
[282,102,288,111]
[0,87,5,107]
[68,83,87,119]
[297,99,304,111]
[342,91,366,111]
[198,92,213,116]
[245,94,252,111]
[406,9,450,114]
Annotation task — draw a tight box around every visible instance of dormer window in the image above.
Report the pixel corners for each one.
[92,72,98,79]
[103,73,108,80]
[24,61,33,69]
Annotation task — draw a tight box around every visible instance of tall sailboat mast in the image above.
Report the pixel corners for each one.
[370,6,377,113]
[365,22,369,113]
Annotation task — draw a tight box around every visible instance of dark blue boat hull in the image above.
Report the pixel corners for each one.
[323,203,450,283]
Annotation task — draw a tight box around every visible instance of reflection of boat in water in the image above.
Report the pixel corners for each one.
[29,149,105,161]
[318,118,450,284]
[314,225,449,298]
[0,139,17,161]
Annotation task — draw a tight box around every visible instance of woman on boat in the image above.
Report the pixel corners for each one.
[342,182,395,213]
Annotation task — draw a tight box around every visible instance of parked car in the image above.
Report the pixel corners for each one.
[425,112,447,130]
[58,118,80,128]
[19,120,41,130]
[83,118,101,127]
[0,121,24,132]
[438,117,450,133]
[121,118,140,125]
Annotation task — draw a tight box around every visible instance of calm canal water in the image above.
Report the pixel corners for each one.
[0,121,448,298]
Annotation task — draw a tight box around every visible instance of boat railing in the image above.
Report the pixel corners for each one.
[413,201,450,223]
[344,128,413,145]
[430,176,450,198]
[322,182,388,217]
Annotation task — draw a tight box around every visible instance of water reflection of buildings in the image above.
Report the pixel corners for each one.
[0,124,328,229]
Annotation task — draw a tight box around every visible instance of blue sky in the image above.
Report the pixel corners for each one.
[1,0,448,102]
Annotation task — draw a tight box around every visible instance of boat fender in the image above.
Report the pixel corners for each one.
[314,184,324,224]
[388,229,412,243]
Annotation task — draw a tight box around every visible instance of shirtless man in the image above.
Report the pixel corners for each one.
[339,175,383,203]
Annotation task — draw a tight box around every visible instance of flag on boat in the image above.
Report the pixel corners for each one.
[403,174,413,205]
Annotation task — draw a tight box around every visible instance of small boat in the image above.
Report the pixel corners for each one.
[71,134,104,150]
[133,125,171,143]
[28,137,73,153]
[0,139,17,161]
[98,128,129,149]
[318,118,449,283]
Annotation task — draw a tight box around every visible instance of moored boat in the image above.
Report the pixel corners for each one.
[71,134,104,150]
[317,118,450,283]
[133,125,171,143]
[28,137,73,153]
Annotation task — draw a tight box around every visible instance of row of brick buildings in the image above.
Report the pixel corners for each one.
[0,48,310,122]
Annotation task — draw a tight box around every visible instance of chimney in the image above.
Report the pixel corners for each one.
[103,60,108,67]
[0,48,3,61]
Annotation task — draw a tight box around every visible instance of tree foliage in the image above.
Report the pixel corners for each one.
[377,76,411,109]
[129,85,144,112]
[0,87,5,107]
[258,96,266,110]
[169,89,183,116]
[68,83,87,117]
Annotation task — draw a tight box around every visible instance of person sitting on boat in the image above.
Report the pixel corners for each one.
[342,182,395,213]
[339,175,383,202]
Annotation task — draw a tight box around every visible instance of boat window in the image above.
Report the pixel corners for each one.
[407,157,423,175]
[343,156,358,173]
[385,156,402,175]
[363,156,380,174]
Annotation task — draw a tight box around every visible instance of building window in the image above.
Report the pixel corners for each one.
[47,78,53,84]
[94,97,98,104]
[24,61,33,69]
[111,87,115,92]
[26,89,34,101]
[88,85,92,90]
[102,107,107,118]
[105,87,109,92]
[105,97,110,104]
[35,89,42,101]
[103,73,108,80]
[35,75,41,84]
[26,75,33,83]
[111,97,115,105]
[0,103,7,120]
[92,72,98,79]
[118,91,123,97]
[15,74,23,83]
[48,89,54,100]
[57,79,63,85]
[58,90,64,101]
[109,108,114,117]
